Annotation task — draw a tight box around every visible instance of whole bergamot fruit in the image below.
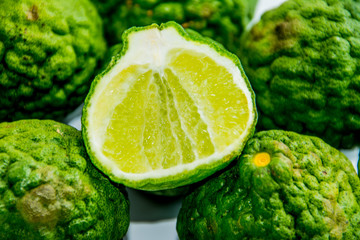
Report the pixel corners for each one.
[238,0,360,148]
[0,120,129,240]
[0,0,106,121]
[177,130,360,239]
[91,0,258,53]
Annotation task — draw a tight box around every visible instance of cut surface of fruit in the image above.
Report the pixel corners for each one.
[82,22,257,190]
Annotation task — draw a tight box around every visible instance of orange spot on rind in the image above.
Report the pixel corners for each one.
[253,152,271,167]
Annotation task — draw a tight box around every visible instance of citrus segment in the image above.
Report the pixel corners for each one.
[103,68,153,173]
[82,22,257,190]
[164,68,215,159]
[168,50,252,151]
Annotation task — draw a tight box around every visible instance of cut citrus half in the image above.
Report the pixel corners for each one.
[82,22,257,191]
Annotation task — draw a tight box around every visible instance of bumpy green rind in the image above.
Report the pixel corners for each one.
[238,0,360,148]
[177,130,360,239]
[82,22,257,191]
[91,0,258,53]
[0,120,129,240]
[0,0,106,122]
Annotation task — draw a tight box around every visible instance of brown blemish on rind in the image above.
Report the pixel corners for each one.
[273,19,299,52]
[275,21,295,40]
[26,5,39,21]
[17,184,61,227]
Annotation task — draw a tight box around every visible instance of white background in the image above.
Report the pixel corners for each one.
[65,0,360,239]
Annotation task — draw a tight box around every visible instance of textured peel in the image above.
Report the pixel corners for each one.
[239,0,360,148]
[0,120,129,240]
[177,130,360,239]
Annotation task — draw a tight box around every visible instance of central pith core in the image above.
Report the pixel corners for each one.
[253,152,271,167]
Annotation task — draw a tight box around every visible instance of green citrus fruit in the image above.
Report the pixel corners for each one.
[177,130,360,239]
[0,120,129,240]
[90,0,258,53]
[82,22,257,191]
[0,0,106,121]
[238,0,360,148]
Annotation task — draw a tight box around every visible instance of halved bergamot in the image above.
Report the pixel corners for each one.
[82,22,257,191]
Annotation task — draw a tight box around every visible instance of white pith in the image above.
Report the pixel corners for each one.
[86,26,255,181]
